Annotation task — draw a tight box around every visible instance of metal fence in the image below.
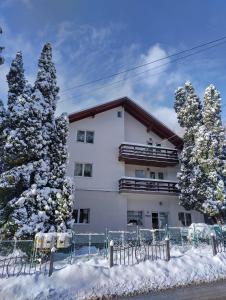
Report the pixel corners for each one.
[0,253,50,278]
[1,225,226,278]
[110,240,170,266]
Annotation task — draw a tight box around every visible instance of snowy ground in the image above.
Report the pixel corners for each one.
[1,245,226,300]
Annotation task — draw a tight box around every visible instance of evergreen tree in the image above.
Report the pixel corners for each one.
[0,53,36,236]
[0,26,4,65]
[174,81,203,211]
[0,101,6,173]
[11,44,73,237]
[194,85,226,221]
[51,114,74,232]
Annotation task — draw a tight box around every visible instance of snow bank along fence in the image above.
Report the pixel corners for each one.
[211,234,226,256]
[0,232,107,278]
[109,238,170,267]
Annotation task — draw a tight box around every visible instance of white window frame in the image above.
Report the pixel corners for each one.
[73,208,90,224]
[135,169,145,178]
[151,211,168,229]
[74,162,93,177]
[127,210,143,226]
[178,212,192,227]
[158,172,164,180]
[76,130,95,144]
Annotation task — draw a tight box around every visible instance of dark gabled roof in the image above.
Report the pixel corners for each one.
[69,97,183,148]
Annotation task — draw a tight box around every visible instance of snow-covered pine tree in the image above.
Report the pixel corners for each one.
[174,81,203,211]
[194,85,226,221]
[0,52,38,236]
[50,114,74,232]
[0,26,4,65]
[13,43,73,237]
[0,101,6,174]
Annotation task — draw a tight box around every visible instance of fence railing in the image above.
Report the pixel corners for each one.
[119,177,179,193]
[118,143,179,166]
[109,239,170,267]
[0,253,50,278]
[1,225,226,277]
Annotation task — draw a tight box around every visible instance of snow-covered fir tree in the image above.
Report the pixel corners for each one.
[12,44,73,237]
[0,44,74,238]
[174,81,204,211]
[0,26,4,65]
[50,114,74,232]
[0,101,6,174]
[0,52,35,236]
[194,85,226,221]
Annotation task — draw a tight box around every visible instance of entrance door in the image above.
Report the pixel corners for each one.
[152,212,168,229]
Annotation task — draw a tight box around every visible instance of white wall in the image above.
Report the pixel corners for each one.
[125,164,178,181]
[126,193,204,228]
[124,112,176,148]
[73,190,127,233]
[68,106,125,191]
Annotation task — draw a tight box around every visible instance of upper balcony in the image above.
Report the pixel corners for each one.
[119,177,179,194]
[119,142,179,167]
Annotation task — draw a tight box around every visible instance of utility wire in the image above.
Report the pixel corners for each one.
[61,36,226,93]
[59,40,226,101]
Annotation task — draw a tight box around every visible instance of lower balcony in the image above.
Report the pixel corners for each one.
[119,177,179,194]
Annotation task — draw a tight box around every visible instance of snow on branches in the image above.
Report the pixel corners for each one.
[0,44,74,238]
[174,82,226,221]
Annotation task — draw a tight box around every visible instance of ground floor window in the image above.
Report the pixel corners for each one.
[152,212,168,229]
[127,211,143,226]
[73,208,90,224]
[178,212,192,226]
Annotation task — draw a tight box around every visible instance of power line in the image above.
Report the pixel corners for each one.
[59,40,226,101]
[61,36,226,93]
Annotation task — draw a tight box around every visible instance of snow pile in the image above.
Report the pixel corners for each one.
[1,246,226,299]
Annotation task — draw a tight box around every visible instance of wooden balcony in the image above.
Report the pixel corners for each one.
[119,177,179,194]
[119,143,179,167]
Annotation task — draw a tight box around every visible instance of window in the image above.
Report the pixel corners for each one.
[178,212,192,226]
[150,172,155,179]
[147,138,153,146]
[158,172,164,180]
[77,130,85,142]
[77,130,94,144]
[156,143,161,147]
[86,131,94,144]
[73,209,90,224]
[127,211,143,226]
[117,111,122,118]
[135,170,145,178]
[152,212,168,229]
[84,163,92,177]
[74,163,93,177]
[74,163,83,176]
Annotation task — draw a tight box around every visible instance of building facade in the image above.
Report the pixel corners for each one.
[67,97,204,233]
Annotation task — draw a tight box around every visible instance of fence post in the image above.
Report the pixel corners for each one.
[109,240,114,268]
[211,233,217,256]
[165,237,170,261]
[49,247,56,277]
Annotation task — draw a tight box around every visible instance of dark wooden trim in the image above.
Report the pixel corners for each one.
[119,178,179,194]
[69,97,183,149]
[119,143,179,166]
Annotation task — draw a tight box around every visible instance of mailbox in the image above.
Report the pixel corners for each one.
[35,233,44,249]
[56,233,72,248]
[42,233,57,249]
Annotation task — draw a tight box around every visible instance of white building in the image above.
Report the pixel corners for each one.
[67,97,204,233]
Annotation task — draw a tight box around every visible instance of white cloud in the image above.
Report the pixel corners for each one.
[0,19,211,135]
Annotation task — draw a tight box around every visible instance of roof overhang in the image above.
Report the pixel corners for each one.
[69,97,183,149]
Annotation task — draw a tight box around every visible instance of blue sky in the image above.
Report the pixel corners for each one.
[0,0,226,134]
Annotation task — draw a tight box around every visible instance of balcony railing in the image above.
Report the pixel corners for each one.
[119,143,179,166]
[119,177,179,194]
